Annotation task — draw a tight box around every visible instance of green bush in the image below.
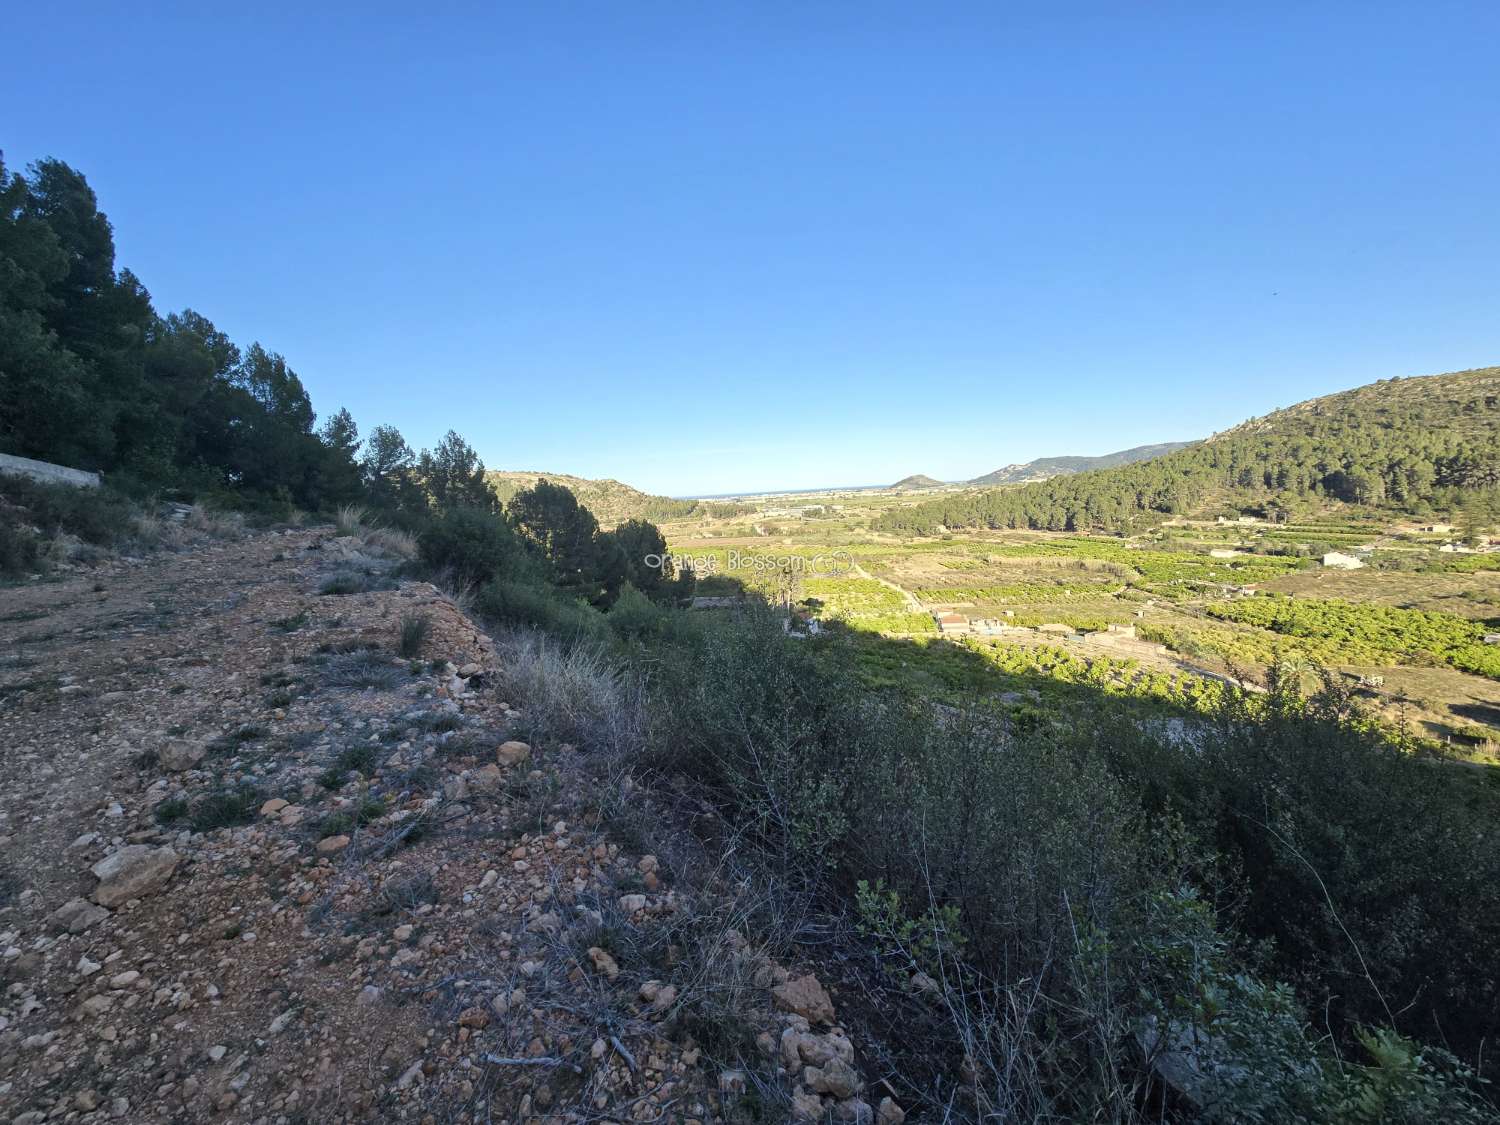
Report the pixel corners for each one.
[477,578,603,639]
[318,570,392,595]
[637,604,1499,1114]
[1109,675,1500,1059]
[397,611,431,657]
[0,477,140,576]
[0,477,134,545]
[418,507,536,586]
[0,519,43,578]
[189,786,262,832]
[606,583,667,640]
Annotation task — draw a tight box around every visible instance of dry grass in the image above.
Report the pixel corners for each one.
[335,503,368,534]
[362,524,418,560]
[332,503,417,560]
[491,630,647,756]
[185,504,245,539]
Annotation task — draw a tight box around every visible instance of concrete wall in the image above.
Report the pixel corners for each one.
[0,452,101,489]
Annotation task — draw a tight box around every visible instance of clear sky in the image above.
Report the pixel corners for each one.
[6,2,1498,496]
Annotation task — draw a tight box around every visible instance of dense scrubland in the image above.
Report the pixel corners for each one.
[5,154,1500,1119]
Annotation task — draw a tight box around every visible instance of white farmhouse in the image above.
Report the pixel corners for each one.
[1321,551,1365,570]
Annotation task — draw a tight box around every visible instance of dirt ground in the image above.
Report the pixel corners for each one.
[0,529,899,1124]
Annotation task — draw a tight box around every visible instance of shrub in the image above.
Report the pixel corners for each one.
[153,796,189,825]
[477,578,604,639]
[607,582,668,640]
[0,520,43,578]
[653,605,875,872]
[638,603,1500,1113]
[397,611,431,657]
[362,524,418,559]
[0,478,141,575]
[190,786,262,832]
[318,569,393,595]
[1114,676,1500,1059]
[323,651,401,691]
[418,507,535,586]
[184,503,244,539]
[0,477,134,545]
[319,797,383,837]
[319,743,381,789]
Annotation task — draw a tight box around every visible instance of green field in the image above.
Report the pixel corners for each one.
[662,501,1500,754]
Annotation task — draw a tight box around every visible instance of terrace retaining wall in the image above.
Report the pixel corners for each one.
[0,452,101,489]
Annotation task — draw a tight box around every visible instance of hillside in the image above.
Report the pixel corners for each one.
[875,365,1500,535]
[485,470,696,526]
[0,526,892,1123]
[966,441,1193,485]
[890,473,946,489]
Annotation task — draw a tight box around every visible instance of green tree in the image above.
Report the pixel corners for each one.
[0,155,93,463]
[360,424,417,510]
[508,478,619,602]
[604,518,675,602]
[416,430,498,513]
[142,309,241,487]
[314,407,364,504]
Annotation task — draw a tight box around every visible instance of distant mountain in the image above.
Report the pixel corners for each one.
[966,442,1193,486]
[890,443,1190,492]
[485,471,698,526]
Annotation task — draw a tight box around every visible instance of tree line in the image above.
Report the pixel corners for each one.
[0,153,679,609]
[1,155,370,510]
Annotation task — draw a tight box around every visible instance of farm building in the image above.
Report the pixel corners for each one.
[934,612,970,635]
[1321,551,1365,570]
[971,618,1026,636]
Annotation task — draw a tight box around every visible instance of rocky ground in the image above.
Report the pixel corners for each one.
[0,527,908,1124]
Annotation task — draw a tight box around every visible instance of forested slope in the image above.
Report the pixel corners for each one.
[0,156,367,511]
[876,367,1500,534]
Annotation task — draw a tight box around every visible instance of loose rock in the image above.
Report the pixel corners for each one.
[90,845,180,907]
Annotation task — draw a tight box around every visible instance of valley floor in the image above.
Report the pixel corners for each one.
[661,511,1500,757]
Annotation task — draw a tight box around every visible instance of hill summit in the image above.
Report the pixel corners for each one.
[484,470,695,526]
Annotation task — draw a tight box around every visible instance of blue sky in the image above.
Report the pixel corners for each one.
[6,2,1499,495]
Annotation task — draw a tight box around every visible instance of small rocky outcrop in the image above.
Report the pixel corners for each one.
[773,973,837,1024]
[88,845,180,907]
[45,898,110,934]
[156,738,205,772]
[496,739,531,767]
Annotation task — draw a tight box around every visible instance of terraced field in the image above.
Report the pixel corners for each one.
[661,504,1500,757]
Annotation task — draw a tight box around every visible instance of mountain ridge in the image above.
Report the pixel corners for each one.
[892,441,1193,490]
